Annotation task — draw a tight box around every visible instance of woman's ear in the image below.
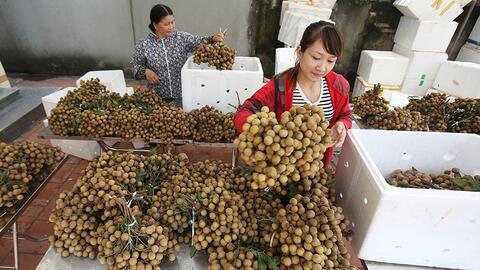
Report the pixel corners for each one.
[296,46,303,60]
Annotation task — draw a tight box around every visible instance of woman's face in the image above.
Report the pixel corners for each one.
[297,39,338,81]
[154,15,175,37]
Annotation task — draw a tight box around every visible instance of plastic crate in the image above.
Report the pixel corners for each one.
[394,0,464,21]
[394,16,458,52]
[181,56,263,113]
[335,129,480,269]
[76,70,127,95]
[433,61,480,98]
[357,51,409,85]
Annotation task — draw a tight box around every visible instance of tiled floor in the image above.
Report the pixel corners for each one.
[0,74,363,270]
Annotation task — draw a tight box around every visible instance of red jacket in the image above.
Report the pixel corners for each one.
[234,71,352,167]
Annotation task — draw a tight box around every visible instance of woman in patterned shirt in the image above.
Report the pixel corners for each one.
[131,4,224,106]
[234,21,352,167]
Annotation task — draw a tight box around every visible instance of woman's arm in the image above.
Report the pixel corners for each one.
[179,31,211,53]
[234,79,276,132]
[131,42,147,80]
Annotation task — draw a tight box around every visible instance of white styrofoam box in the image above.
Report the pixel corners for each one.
[457,0,473,7]
[357,51,409,85]
[394,16,458,52]
[286,4,332,18]
[0,80,11,88]
[275,48,297,74]
[280,0,336,25]
[456,43,480,64]
[43,120,101,161]
[433,61,480,98]
[400,77,433,96]
[352,76,401,98]
[468,12,480,43]
[393,44,447,82]
[181,56,263,113]
[384,90,412,107]
[393,0,464,21]
[41,87,76,117]
[0,61,10,88]
[76,70,127,95]
[335,129,480,269]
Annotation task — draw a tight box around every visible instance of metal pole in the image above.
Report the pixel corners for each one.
[13,222,18,270]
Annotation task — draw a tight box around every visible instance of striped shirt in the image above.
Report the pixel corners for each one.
[293,78,334,121]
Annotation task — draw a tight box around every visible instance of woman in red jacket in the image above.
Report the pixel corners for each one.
[234,21,352,167]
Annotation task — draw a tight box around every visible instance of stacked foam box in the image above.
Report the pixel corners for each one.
[0,61,11,88]
[433,61,480,98]
[391,0,463,96]
[456,15,480,64]
[278,0,336,47]
[354,50,409,97]
[77,70,129,95]
[275,48,297,74]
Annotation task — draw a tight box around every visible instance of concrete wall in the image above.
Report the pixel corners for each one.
[0,0,135,75]
[0,0,252,76]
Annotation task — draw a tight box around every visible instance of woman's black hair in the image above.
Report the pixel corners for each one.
[148,4,173,32]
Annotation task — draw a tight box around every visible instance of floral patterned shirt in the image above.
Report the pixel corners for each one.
[131,31,210,103]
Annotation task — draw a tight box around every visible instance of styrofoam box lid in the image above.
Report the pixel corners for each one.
[76,70,126,88]
[350,129,480,186]
[41,87,76,104]
[182,56,262,73]
[361,50,409,61]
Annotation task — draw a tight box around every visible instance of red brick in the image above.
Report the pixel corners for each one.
[37,199,58,221]
[0,251,14,268]
[26,220,53,239]
[16,213,39,233]
[65,156,81,165]
[51,163,76,180]
[0,238,13,262]
[17,239,50,255]
[21,206,44,218]
[1,252,46,270]
[345,240,363,268]
[36,182,62,201]
[30,199,49,207]
[60,177,77,191]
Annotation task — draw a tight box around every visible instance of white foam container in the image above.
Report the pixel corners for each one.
[433,61,480,98]
[455,42,480,64]
[76,70,127,95]
[0,61,10,88]
[357,50,409,85]
[275,48,297,74]
[335,129,480,270]
[393,44,447,82]
[181,56,263,113]
[352,76,401,98]
[394,16,458,52]
[280,0,336,25]
[393,0,464,21]
[42,119,101,161]
[400,77,433,96]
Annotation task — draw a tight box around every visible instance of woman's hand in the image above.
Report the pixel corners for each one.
[145,68,160,84]
[212,32,225,42]
[330,122,347,148]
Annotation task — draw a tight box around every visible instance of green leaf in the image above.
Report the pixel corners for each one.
[148,149,157,156]
[466,176,480,191]
[7,180,24,187]
[325,178,336,188]
[0,169,8,183]
[135,172,148,181]
[453,178,467,188]
[288,182,298,197]
[189,245,197,258]
[267,256,278,270]
[95,110,105,116]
